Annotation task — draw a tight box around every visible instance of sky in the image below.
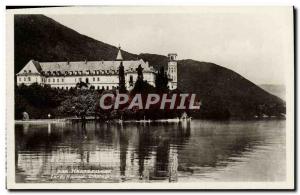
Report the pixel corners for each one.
[47,7,293,85]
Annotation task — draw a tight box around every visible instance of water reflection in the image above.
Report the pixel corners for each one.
[15,120,285,183]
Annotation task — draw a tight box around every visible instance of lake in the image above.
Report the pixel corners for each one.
[15,120,286,183]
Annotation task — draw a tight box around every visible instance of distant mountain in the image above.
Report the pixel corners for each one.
[260,84,286,101]
[14,14,286,119]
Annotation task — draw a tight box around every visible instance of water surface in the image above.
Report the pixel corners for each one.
[15,120,286,183]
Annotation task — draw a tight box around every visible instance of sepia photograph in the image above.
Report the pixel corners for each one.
[6,6,294,189]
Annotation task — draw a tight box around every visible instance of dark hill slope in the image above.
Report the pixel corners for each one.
[14,15,285,119]
[14,14,138,73]
[177,60,285,118]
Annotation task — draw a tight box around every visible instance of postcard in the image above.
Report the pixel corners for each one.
[6,6,294,190]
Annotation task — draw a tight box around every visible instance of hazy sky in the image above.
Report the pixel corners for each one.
[47,7,293,85]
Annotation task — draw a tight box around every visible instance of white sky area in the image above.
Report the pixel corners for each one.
[47,7,293,85]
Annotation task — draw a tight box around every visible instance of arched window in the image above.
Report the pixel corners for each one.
[129,75,133,86]
[106,86,109,90]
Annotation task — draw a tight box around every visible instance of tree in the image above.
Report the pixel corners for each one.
[118,61,126,93]
[155,66,169,92]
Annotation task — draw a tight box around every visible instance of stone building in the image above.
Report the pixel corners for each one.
[16,47,178,90]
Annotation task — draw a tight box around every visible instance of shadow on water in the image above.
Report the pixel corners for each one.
[15,120,285,183]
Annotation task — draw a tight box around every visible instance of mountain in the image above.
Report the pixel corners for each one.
[14,14,285,119]
[260,84,286,101]
[14,15,138,73]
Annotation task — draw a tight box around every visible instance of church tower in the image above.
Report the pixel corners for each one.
[167,53,178,89]
[116,45,123,61]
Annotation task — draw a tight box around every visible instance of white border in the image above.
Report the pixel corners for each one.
[5,6,295,190]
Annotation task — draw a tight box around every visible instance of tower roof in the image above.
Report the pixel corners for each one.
[116,46,123,61]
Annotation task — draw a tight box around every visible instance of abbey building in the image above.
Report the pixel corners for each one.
[16,47,178,90]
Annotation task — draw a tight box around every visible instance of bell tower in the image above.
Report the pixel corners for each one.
[167,53,178,89]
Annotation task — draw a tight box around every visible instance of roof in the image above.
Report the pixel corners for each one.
[17,59,156,76]
[116,47,123,60]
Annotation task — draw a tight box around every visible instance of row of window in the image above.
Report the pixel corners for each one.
[41,69,120,76]
[19,77,34,82]
[19,77,111,83]
[46,77,102,83]
[54,85,117,90]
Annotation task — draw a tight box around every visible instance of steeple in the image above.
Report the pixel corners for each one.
[116,45,123,61]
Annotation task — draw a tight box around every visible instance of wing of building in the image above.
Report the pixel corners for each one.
[16,47,178,90]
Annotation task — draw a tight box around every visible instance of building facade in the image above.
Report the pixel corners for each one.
[16,47,178,90]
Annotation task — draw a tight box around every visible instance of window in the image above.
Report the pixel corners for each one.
[19,78,21,81]
[93,77,95,82]
[61,78,64,82]
[106,86,109,90]
[28,77,31,81]
[129,75,133,86]
[48,79,50,82]
[24,70,27,73]
[97,77,100,81]
[75,78,77,82]
[97,86,100,90]
[28,70,31,73]
[57,78,59,82]
[53,78,55,82]
[79,78,82,82]
[24,78,26,81]
[66,87,68,90]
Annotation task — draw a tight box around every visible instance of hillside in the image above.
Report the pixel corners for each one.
[14,14,286,119]
[14,15,138,73]
[260,84,286,101]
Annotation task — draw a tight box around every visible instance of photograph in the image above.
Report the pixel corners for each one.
[6,6,294,190]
